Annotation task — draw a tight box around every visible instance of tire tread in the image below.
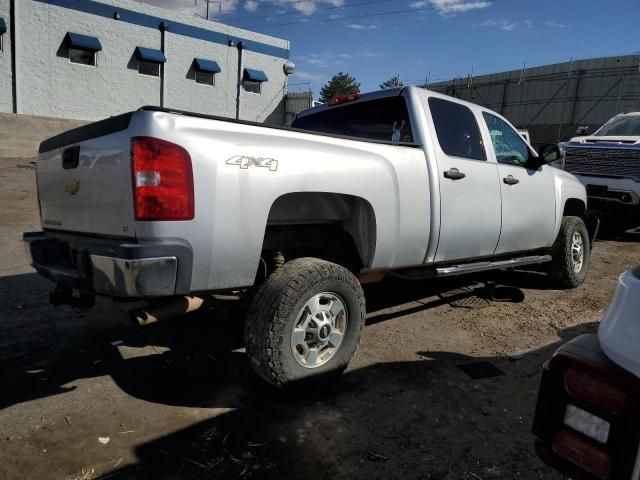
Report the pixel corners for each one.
[245,258,365,386]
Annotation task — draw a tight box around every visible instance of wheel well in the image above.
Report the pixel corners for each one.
[262,192,376,273]
[563,198,586,218]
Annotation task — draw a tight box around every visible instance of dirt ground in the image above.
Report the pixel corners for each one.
[1,157,639,480]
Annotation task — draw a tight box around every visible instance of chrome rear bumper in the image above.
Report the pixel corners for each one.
[89,254,177,296]
[23,231,192,298]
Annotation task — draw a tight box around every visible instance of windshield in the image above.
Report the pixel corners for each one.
[596,115,640,136]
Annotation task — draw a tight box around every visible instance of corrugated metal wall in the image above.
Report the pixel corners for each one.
[427,55,640,146]
[284,91,312,124]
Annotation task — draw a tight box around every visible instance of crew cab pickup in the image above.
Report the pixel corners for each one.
[533,265,640,479]
[24,86,596,386]
[561,112,640,233]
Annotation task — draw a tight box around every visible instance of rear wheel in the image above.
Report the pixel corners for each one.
[244,258,366,386]
[548,216,590,288]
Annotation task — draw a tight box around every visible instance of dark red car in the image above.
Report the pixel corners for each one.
[533,266,640,480]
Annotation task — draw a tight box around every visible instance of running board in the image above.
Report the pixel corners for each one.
[435,255,552,277]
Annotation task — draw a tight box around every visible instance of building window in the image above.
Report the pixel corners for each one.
[196,70,215,86]
[69,47,96,66]
[243,80,261,94]
[134,47,166,78]
[0,18,6,52]
[243,68,268,95]
[65,32,102,67]
[138,60,160,77]
[193,58,221,86]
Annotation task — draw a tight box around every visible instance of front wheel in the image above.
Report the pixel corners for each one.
[244,258,366,386]
[548,216,591,288]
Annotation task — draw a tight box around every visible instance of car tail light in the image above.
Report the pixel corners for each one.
[329,93,361,105]
[552,429,611,479]
[564,366,626,414]
[131,137,194,221]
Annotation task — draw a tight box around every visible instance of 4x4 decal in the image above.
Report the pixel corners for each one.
[226,155,278,172]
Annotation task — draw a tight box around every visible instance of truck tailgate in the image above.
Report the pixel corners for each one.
[37,113,136,237]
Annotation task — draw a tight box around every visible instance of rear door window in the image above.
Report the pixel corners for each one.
[428,97,486,161]
[291,96,414,144]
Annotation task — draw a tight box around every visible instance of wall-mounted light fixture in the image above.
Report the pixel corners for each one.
[283,61,296,75]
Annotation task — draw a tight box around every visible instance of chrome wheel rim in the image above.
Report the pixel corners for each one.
[571,232,584,273]
[290,292,348,369]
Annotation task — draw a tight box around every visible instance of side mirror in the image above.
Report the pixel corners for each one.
[537,144,562,164]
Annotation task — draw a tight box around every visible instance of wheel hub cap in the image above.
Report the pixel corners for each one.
[571,231,584,273]
[290,292,348,369]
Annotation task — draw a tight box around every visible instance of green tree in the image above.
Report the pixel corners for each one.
[379,74,403,89]
[319,72,360,103]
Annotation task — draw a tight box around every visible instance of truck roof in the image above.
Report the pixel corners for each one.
[297,85,501,121]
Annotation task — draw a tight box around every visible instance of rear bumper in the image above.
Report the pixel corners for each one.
[23,231,193,298]
[532,334,640,479]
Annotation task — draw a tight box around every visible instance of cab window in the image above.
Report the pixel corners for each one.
[483,112,532,167]
[291,96,414,144]
[428,97,486,161]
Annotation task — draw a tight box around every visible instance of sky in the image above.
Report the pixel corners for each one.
[140,0,640,98]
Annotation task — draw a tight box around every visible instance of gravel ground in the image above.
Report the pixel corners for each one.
[1,157,639,480]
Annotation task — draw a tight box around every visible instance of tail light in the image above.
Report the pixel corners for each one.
[564,367,626,415]
[131,137,194,221]
[533,336,639,480]
[552,429,611,479]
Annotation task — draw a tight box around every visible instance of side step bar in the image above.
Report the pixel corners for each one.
[435,255,552,277]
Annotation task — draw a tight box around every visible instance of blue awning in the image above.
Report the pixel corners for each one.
[0,18,6,35]
[243,68,268,82]
[135,47,166,63]
[194,58,221,74]
[66,32,102,51]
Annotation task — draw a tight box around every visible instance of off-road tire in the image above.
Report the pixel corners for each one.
[548,216,590,288]
[244,257,366,386]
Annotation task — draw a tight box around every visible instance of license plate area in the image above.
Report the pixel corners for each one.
[586,184,609,196]
[563,404,610,444]
[31,239,76,269]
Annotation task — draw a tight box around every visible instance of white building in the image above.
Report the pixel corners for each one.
[0,0,292,124]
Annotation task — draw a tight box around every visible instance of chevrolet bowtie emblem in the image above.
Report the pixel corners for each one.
[64,179,80,195]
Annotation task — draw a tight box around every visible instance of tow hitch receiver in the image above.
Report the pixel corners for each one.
[50,285,95,309]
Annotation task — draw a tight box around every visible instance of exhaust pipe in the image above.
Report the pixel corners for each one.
[130,296,204,326]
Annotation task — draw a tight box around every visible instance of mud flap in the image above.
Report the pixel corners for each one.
[584,210,600,248]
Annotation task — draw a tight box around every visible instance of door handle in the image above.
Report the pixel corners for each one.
[503,175,520,185]
[443,168,466,180]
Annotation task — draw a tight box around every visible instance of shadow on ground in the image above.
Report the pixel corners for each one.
[0,269,594,479]
[89,322,593,480]
[1,270,544,411]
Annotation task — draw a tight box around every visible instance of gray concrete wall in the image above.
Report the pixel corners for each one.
[0,0,12,113]
[16,0,162,120]
[0,112,87,158]
[6,0,289,123]
[240,49,286,124]
[164,32,235,117]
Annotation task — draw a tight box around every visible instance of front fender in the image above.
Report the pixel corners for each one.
[552,169,588,241]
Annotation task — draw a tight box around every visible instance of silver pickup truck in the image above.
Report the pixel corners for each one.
[561,112,640,234]
[24,86,597,386]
